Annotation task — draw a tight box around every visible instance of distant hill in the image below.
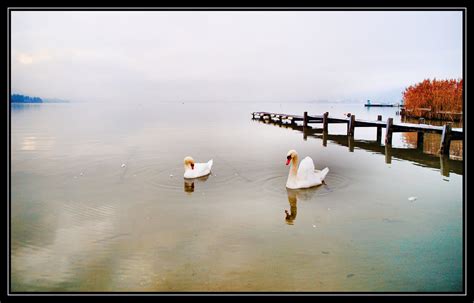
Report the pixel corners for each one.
[11,94,70,103]
[11,94,42,103]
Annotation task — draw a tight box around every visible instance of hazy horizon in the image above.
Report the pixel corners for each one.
[10,10,463,104]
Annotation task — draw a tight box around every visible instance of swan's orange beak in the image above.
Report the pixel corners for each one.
[286,159,291,165]
[191,163,194,170]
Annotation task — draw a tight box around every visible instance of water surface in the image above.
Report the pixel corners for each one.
[10,102,463,292]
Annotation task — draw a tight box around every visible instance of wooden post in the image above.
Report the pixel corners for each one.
[385,144,392,164]
[417,118,424,150]
[439,123,452,155]
[385,118,393,145]
[417,132,424,149]
[348,135,354,152]
[376,115,382,143]
[303,111,308,128]
[323,112,329,133]
[322,131,328,147]
[440,155,450,177]
[347,115,355,136]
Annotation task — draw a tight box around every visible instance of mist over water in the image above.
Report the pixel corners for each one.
[10,101,462,292]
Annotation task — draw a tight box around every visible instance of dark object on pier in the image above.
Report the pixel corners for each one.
[364,99,397,107]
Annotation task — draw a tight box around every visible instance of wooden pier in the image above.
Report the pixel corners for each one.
[251,111,463,156]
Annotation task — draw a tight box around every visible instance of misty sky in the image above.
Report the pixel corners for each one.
[11,10,463,103]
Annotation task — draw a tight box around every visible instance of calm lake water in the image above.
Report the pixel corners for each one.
[10,102,463,292]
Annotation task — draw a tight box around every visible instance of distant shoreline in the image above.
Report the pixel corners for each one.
[11,94,70,104]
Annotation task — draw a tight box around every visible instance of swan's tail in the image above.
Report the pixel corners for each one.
[320,167,329,181]
[207,159,213,170]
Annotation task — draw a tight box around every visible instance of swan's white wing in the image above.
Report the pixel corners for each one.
[315,167,329,181]
[194,161,212,177]
[297,156,315,181]
[207,159,213,170]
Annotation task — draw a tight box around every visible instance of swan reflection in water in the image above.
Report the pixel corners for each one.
[285,184,323,225]
[184,174,210,193]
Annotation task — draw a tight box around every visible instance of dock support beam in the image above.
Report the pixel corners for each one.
[385,144,392,164]
[376,115,382,143]
[440,155,450,177]
[323,112,329,133]
[385,118,393,145]
[439,124,452,155]
[348,135,354,152]
[347,114,355,136]
[417,118,424,150]
[303,111,308,128]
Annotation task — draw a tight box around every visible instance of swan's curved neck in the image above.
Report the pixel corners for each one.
[289,155,299,176]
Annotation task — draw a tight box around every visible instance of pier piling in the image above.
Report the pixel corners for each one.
[376,115,382,143]
[385,118,393,145]
[323,112,329,133]
[417,118,424,149]
[439,124,452,155]
[348,115,356,136]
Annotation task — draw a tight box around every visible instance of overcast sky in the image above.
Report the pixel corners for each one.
[11,11,463,103]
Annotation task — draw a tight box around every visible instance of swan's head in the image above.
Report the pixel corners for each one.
[184,156,195,170]
[286,149,298,165]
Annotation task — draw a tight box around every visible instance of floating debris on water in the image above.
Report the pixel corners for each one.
[312,225,317,228]
[346,273,355,278]
[383,218,403,223]
[408,196,417,202]
[321,251,330,254]
[79,172,84,176]
[169,174,173,178]
[121,163,126,168]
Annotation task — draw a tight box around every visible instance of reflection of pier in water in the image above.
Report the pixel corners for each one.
[253,119,462,177]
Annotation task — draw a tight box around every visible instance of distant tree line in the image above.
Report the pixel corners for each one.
[11,94,43,103]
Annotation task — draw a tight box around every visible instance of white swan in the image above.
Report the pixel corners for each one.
[183,156,213,179]
[285,150,329,189]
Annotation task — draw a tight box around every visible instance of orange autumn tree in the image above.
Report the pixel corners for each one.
[403,79,463,114]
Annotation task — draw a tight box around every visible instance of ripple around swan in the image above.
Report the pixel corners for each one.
[134,165,241,194]
[258,171,351,199]
[120,159,351,197]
